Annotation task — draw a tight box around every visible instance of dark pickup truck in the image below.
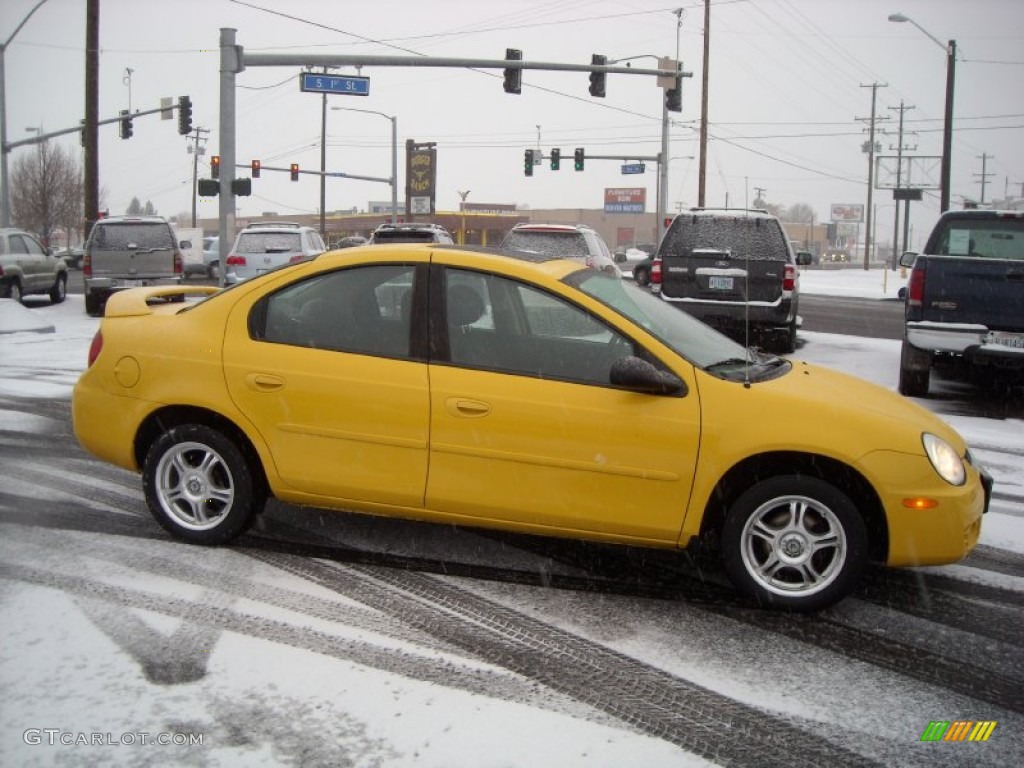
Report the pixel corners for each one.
[898,209,1024,396]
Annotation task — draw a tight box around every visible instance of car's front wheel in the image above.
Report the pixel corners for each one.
[142,424,263,544]
[49,273,67,304]
[634,266,650,287]
[721,475,868,611]
[3,279,23,303]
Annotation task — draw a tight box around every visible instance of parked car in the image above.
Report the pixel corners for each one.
[614,243,656,282]
[83,215,184,316]
[72,244,990,612]
[58,247,85,270]
[225,222,326,284]
[501,223,622,277]
[368,223,453,244]
[898,209,1024,396]
[335,235,369,248]
[184,235,219,279]
[0,228,68,304]
[651,208,812,353]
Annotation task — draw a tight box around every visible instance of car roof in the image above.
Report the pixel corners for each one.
[509,223,593,233]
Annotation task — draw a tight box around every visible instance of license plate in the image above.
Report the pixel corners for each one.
[122,279,142,287]
[709,276,733,290]
[985,331,1024,349]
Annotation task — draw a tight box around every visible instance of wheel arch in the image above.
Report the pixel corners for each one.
[697,451,889,563]
[134,405,269,499]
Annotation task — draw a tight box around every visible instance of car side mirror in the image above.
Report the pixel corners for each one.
[180,240,192,249]
[899,251,918,268]
[610,356,686,395]
[795,251,813,266]
[614,252,627,263]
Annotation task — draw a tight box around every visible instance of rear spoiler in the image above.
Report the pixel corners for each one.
[104,285,220,318]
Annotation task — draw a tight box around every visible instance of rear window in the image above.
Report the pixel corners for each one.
[503,231,588,258]
[930,218,1024,261]
[660,216,789,261]
[90,223,174,250]
[236,232,302,254]
[372,230,439,243]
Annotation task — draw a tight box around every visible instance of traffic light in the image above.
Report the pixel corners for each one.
[251,160,261,178]
[503,48,522,95]
[177,95,193,135]
[588,54,606,98]
[119,110,133,140]
[550,148,560,171]
[524,149,534,176]
[290,163,300,181]
[197,178,219,197]
[666,71,682,113]
[231,178,252,197]
[210,155,220,179]
[574,147,584,171]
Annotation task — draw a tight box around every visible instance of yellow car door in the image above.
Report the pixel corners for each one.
[223,264,430,507]
[425,268,701,545]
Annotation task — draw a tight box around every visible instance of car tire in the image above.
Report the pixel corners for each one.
[776,319,797,354]
[898,340,930,397]
[634,267,650,287]
[3,279,23,304]
[84,292,104,317]
[49,273,67,304]
[142,424,263,545]
[207,261,219,279]
[721,475,868,612]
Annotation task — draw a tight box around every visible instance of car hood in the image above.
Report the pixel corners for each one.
[695,359,968,462]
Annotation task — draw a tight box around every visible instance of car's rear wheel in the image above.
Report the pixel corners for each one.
[142,424,263,544]
[898,340,931,397]
[634,266,650,287]
[84,292,103,317]
[721,475,868,611]
[207,261,220,279]
[49,273,67,304]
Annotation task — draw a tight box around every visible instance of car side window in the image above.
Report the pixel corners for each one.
[9,235,29,255]
[445,268,635,386]
[260,264,415,358]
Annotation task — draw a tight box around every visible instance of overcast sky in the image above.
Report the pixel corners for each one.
[3,0,1022,247]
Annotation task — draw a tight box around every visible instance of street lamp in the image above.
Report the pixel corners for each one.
[1,0,53,228]
[330,106,398,225]
[888,12,956,212]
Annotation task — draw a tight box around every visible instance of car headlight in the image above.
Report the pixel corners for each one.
[922,433,966,486]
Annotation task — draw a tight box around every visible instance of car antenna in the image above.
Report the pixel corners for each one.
[743,218,752,388]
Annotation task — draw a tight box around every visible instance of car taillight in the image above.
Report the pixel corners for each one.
[907,263,925,307]
[173,251,183,275]
[288,254,305,263]
[226,254,246,267]
[87,330,103,367]
[651,258,662,285]
[782,263,797,292]
[83,251,92,277]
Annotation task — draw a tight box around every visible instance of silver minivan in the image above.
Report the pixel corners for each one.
[84,216,184,316]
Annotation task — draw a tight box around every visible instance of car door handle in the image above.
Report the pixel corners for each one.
[445,398,490,418]
[245,373,285,392]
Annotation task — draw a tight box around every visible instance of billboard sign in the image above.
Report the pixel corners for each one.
[830,204,864,223]
[604,187,646,214]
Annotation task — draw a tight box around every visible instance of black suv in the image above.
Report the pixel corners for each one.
[651,208,811,353]
[369,223,453,244]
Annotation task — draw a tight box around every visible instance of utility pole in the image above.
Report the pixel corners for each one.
[84,0,99,240]
[697,0,710,207]
[858,82,887,270]
[753,186,767,205]
[188,126,209,227]
[887,102,914,269]
[974,153,994,204]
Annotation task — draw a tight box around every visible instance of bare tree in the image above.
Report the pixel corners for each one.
[782,203,817,225]
[10,140,83,248]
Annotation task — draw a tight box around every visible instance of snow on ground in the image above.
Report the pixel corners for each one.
[0,268,1020,766]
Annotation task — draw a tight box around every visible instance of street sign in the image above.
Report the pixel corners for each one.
[621,163,645,175]
[299,72,370,96]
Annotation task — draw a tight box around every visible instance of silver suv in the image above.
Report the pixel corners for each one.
[84,216,184,316]
[225,222,326,284]
[0,228,68,304]
[501,223,622,277]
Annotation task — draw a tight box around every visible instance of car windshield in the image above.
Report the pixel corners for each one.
[504,231,588,258]
[570,271,763,371]
[236,232,302,254]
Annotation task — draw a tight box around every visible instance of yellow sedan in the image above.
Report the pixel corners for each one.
[72,244,991,611]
